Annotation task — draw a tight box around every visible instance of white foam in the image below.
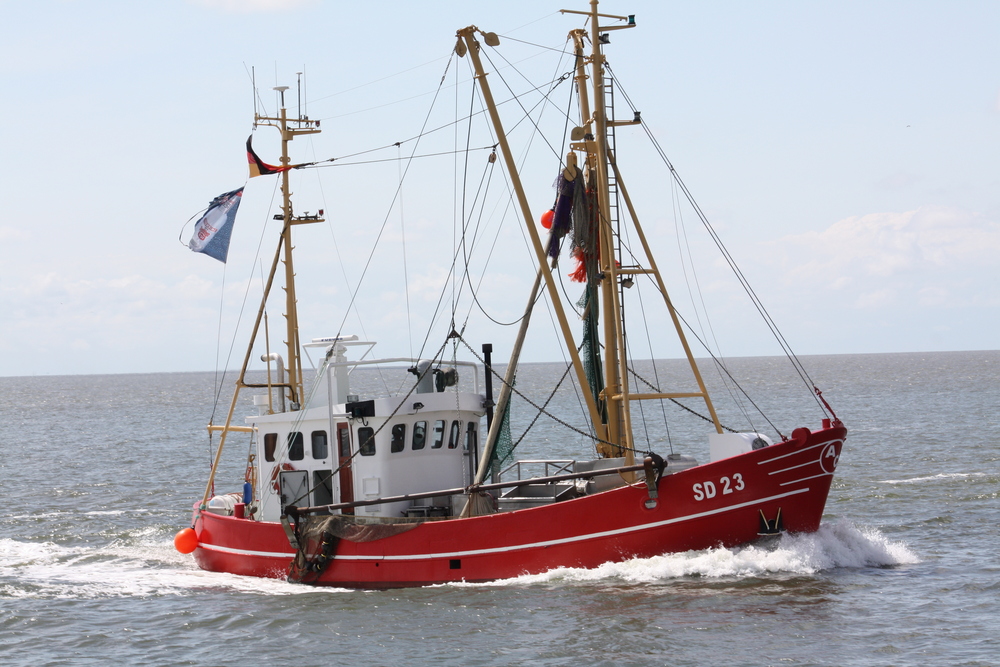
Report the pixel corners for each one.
[460,519,918,587]
[0,537,353,599]
[3,520,918,596]
[881,472,986,485]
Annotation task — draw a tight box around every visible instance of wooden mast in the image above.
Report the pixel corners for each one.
[563,1,637,462]
[563,1,723,436]
[200,87,322,508]
[260,90,322,408]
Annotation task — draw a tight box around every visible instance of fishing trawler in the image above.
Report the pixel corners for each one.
[176,1,846,588]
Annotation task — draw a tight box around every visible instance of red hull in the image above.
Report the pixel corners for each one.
[192,426,844,588]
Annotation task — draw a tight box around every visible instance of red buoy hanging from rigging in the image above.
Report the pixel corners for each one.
[540,208,555,229]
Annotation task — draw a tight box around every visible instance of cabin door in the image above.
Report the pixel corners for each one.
[336,422,354,515]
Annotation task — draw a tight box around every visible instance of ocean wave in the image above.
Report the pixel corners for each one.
[468,519,918,587]
[2,519,917,597]
[880,472,986,485]
[0,537,346,599]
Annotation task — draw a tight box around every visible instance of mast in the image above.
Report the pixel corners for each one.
[563,1,723,442]
[562,1,637,462]
[258,87,322,408]
[200,84,322,508]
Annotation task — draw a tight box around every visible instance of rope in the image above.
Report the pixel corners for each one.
[510,352,576,449]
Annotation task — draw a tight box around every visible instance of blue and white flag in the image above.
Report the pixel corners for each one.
[188,187,244,263]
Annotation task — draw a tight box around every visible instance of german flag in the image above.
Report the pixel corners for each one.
[246,135,293,177]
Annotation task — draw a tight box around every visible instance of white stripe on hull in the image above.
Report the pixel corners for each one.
[197,486,811,562]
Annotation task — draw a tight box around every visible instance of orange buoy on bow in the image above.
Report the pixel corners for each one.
[174,527,199,554]
[540,208,554,229]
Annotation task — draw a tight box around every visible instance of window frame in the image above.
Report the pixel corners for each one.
[448,420,462,449]
[311,430,329,459]
[287,431,304,461]
[264,433,277,462]
[465,421,478,452]
[431,420,446,449]
[358,426,376,456]
[390,423,406,453]
[412,420,427,450]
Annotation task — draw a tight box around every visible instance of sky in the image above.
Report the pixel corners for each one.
[1,0,998,378]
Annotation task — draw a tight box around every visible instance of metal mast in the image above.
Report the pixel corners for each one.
[562,1,638,461]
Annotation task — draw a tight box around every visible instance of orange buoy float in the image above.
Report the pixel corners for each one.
[540,208,555,229]
[174,527,199,554]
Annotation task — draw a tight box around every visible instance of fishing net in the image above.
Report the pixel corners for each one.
[485,386,514,481]
[287,514,420,584]
[578,287,605,419]
[572,172,607,427]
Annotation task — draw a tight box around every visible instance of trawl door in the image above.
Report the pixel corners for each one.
[278,470,309,511]
[336,423,354,515]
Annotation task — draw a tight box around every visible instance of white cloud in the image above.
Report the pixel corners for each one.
[762,206,1000,310]
[0,270,232,375]
[0,226,27,242]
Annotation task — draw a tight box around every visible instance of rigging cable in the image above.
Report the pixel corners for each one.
[460,37,597,442]
[418,47,573,354]
[459,37,576,326]
[297,70,576,172]
[457,336,663,459]
[329,52,456,350]
[601,212,783,437]
[627,274,676,454]
[271,337,452,508]
[179,171,279,479]
[481,49,570,165]
[585,165,780,435]
[665,165,758,431]
[397,143,414,361]
[454,56,480,328]
[606,63,829,418]
[311,148,389,395]
[202,172,282,419]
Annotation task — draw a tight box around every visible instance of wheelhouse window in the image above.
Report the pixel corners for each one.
[412,421,427,450]
[358,426,376,456]
[287,432,304,461]
[311,430,328,459]
[432,420,446,449]
[313,470,333,506]
[264,433,277,462]
[448,420,462,449]
[465,421,478,452]
[390,424,406,453]
[338,426,351,458]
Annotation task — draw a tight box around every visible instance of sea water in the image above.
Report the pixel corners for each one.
[1,351,997,666]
